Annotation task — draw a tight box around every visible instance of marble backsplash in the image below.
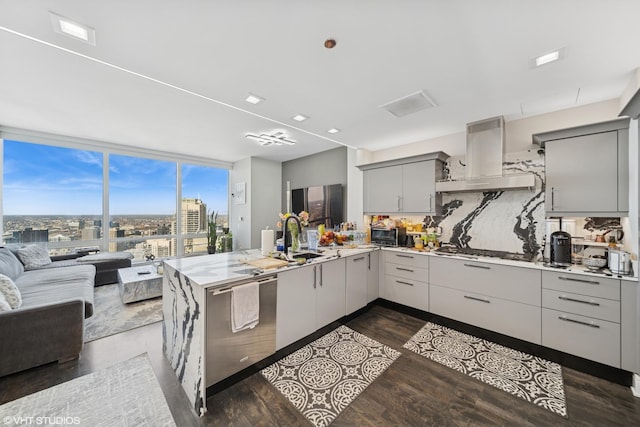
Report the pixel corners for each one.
[427,150,545,258]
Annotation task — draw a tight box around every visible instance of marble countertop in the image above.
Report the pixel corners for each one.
[164,246,380,289]
[382,246,639,282]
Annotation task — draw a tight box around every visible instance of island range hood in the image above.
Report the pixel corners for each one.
[435,116,535,193]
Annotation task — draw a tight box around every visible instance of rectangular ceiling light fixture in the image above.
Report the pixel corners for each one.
[245,93,264,104]
[327,128,341,134]
[246,130,296,146]
[532,48,564,68]
[50,11,96,45]
[380,90,437,118]
[292,114,309,122]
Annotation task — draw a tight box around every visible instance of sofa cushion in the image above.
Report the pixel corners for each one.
[0,289,11,311]
[16,265,95,318]
[17,245,52,270]
[0,273,22,309]
[0,247,25,281]
[77,252,134,262]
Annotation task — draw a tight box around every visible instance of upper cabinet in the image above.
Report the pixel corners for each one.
[533,117,630,217]
[358,152,448,215]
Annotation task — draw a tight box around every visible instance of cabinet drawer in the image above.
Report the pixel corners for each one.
[542,271,620,300]
[429,284,541,344]
[384,262,428,282]
[542,308,620,367]
[430,256,541,305]
[542,289,620,323]
[383,251,429,269]
[382,275,429,312]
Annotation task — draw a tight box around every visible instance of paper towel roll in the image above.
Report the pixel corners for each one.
[261,229,274,256]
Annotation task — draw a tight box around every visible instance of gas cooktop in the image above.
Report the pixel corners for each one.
[434,245,535,262]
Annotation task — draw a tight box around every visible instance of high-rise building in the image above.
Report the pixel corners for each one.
[81,227,100,240]
[181,198,207,234]
[12,228,48,243]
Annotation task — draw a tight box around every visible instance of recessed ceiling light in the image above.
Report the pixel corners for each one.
[50,12,96,45]
[292,114,309,122]
[245,93,264,104]
[532,48,564,68]
[327,128,341,134]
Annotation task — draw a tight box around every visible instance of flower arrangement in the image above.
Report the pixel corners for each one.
[276,210,309,229]
[277,211,309,252]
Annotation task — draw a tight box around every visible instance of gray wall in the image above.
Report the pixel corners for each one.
[281,146,348,219]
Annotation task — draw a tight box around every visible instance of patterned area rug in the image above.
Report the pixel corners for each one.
[262,325,401,427]
[84,283,163,342]
[0,354,175,426]
[403,322,567,417]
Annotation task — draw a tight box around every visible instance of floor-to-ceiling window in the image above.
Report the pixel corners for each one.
[1,133,229,261]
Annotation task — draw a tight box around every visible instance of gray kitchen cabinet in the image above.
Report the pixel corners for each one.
[621,280,640,373]
[315,258,346,328]
[541,270,621,367]
[276,264,317,350]
[346,254,368,315]
[367,251,380,303]
[381,250,429,311]
[363,165,403,213]
[534,117,630,216]
[428,256,541,344]
[359,152,448,215]
[276,258,346,350]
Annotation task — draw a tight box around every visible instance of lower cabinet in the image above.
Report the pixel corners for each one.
[428,256,541,344]
[541,271,621,367]
[430,284,541,344]
[366,251,380,303]
[276,258,346,350]
[346,254,368,315]
[381,250,429,312]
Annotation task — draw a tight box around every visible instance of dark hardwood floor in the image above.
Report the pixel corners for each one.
[2,305,640,426]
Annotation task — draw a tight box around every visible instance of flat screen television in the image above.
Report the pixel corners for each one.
[291,184,343,228]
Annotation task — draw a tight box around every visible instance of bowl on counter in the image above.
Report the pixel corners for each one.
[582,256,607,270]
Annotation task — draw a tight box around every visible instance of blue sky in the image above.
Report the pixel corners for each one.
[3,140,228,215]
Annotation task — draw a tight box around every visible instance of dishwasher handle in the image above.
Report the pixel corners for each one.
[209,275,277,295]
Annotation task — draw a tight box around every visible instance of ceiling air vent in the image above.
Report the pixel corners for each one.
[379,90,437,118]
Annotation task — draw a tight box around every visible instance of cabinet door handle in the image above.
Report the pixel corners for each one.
[551,187,555,210]
[396,280,414,286]
[558,316,600,329]
[397,196,401,211]
[353,256,365,262]
[396,254,414,259]
[319,264,323,287]
[396,267,414,272]
[313,266,317,289]
[368,253,371,270]
[464,295,491,303]
[464,263,490,270]
[429,194,433,211]
[558,295,600,306]
[558,276,600,285]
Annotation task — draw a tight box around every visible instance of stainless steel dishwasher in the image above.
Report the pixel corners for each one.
[206,274,277,387]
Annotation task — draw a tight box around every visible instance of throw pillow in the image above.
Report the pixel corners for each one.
[17,245,52,270]
[0,273,22,309]
[0,291,11,312]
[0,247,25,280]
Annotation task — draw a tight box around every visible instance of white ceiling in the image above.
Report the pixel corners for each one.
[1,0,639,163]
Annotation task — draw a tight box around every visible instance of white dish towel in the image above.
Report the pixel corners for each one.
[231,281,260,333]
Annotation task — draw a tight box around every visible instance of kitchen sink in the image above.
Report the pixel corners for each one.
[291,251,324,260]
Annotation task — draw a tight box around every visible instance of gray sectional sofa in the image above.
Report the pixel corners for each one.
[0,247,95,377]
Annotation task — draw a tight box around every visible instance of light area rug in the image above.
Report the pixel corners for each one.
[403,322,567,417]
[0,353,176,427]
[261,325,401,427]
[84,283,162,342]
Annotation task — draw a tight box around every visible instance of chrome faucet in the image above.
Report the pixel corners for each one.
[283,215,302,255]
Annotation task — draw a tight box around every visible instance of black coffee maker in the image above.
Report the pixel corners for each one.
[550,230,572,266]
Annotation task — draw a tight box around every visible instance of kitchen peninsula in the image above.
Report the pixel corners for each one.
[162,247,377,415]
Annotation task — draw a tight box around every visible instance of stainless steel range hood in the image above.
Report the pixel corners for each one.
[435,116,535,193]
